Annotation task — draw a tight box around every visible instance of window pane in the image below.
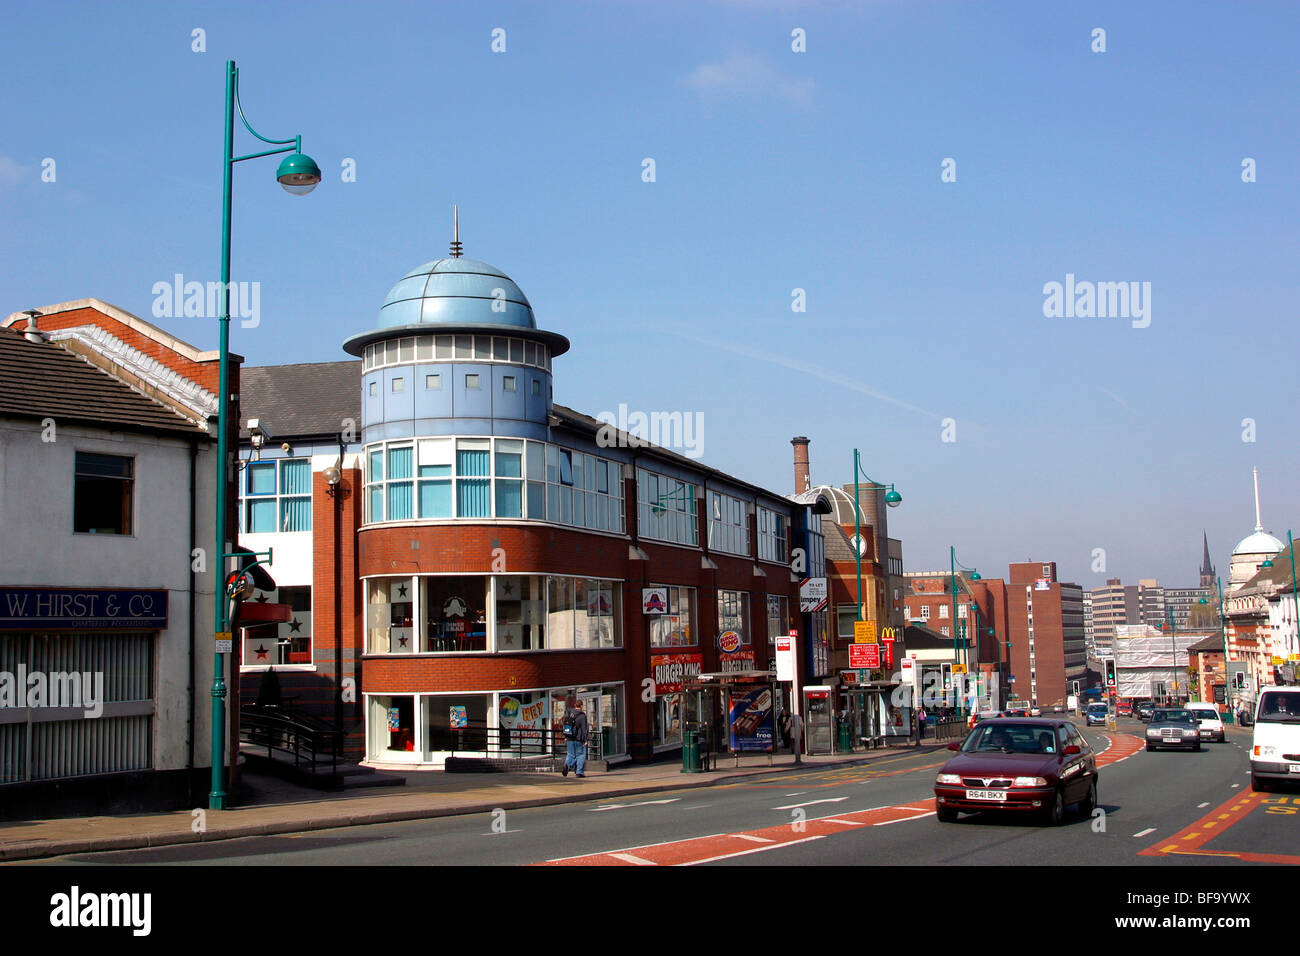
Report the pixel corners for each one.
[455,335,472,358]
[368,486,383,522]
[248,462,276,495]
[399,337,415,362]
[559,450,573,486]
[76,452,132,479]
[416,336,433,360]
[387,482,414,520]
[387,446,413,480]
[280,459,310,496]
[524,341,536,365]
[509,339,523,363]
[474,335,491,359]
[547,577,575,649]
[435,335,453,359]
[247,498,276,533]
[368,449,383,482]
[495,440,522,477]
[496,480,522,517]
[525,441,544,480]
[493,337,509,361]
[458,479,490,517]
[280,496,311,532]
[425,373,441,390]
[418,480,452,517]
[457,439,490,476]
[527,481,545,519]
[545,444,558,483]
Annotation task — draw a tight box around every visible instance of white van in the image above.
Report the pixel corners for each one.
[1184,702,1225,743]
[1249,686,1300,792]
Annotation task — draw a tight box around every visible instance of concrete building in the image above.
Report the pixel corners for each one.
[0,301,229,818]
[1005,561,1086,710]
[1088,578,1138,657]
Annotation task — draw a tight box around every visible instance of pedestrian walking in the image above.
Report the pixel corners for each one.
[916,705,926,742]
[790,710,804,764]
[778,708,793,751]
[561,699,589,778]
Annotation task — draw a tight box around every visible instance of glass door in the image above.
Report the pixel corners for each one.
[580,691,601,758]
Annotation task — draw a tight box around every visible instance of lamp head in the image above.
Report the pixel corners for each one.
[276,152,322,195]
[885,486,902,509]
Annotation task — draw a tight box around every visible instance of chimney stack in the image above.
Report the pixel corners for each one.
[791,436,811,494]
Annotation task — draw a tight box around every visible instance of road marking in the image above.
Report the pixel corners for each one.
[822,818,866,826]
[609,852,657,866]
[1198,802,1210,808]
[732,834,775,843]
[587,798,681,812]
[875,810,935,826]
[684,835,826,866]
[772,797,848,810]
[1132,828,1156,838]
[784,792,806,796]
[1231,783,1240,788]
[682,804,712,811]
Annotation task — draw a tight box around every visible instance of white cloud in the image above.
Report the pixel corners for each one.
[681,52,815,106]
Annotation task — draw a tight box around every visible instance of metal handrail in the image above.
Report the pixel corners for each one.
[445,723,606,762]
[239,706,341,777]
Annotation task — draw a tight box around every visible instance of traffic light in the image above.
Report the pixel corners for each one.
[1233,672,1245,690]
[1104,659,1116,688]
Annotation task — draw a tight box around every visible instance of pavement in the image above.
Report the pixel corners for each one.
[0,738,957,862]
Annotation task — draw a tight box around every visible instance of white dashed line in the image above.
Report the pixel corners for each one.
[1197,802,1210,808]
[1133,828,1156,838]
[732,834,776,843]
[773,797,848,810]
[609,852,657,865]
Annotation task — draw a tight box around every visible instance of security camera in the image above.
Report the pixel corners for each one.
[247,418,273,448]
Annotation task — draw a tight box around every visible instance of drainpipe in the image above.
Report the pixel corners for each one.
[334,434,344,745]
[187,435,198,775]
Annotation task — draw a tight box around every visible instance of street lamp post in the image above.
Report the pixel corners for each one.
[949,547,979,716]
[209,59,320,810]
[1164,606,1180,707]
[850,451,899,714]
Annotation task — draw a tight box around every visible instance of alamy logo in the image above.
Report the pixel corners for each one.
[595,403,704,460]
[1042,273,1151,328]
[50,886,151,936]
[0,666,104,718]
[152,273,262,328]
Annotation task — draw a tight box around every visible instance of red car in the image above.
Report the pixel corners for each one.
[933,718,1099,825]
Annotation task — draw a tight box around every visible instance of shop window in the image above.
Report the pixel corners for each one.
[717,589,750,645]
[423,694,488,755]
[424,576,487,652]
[649,585,696,647]
[74,452,133,535]
[494,575,545,650]
[370,695,416,756]
[366,578,415,654]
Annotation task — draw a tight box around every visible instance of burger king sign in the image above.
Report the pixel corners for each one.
[718,630,742,654]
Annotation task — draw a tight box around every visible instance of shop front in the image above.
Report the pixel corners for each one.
[364,682,626,766]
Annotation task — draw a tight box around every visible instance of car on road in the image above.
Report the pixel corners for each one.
[1145,708,1201,751]
[933,718,1098,825]
[1183,703,1225,743]
[1118,701,1133,717]
[1085,702,1108,726]
[1029,706,1042,716]
[1249,686,1300,792]
[1136,701,1156,722]
[968,710,1004,729]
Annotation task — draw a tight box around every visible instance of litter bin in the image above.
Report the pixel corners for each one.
[836,717,852,753]
[682,730,701,773]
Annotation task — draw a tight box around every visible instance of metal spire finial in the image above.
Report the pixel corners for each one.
[450,205,463,258]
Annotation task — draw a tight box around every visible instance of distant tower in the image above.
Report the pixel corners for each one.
[1199,531,1216,590]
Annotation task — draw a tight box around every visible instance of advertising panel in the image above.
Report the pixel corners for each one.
[728,684,774,752]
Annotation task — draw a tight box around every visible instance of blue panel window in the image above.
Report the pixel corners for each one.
[496,480,522,518]
[456,439,490,477]
[247,499,276,533]
[419,480,453,517]
[387,446,414,520]
[458,479,490,517]
[247,462,276,496]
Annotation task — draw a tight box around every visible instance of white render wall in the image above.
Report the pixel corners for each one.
[0,417,221,773]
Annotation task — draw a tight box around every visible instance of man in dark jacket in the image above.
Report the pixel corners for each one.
[562,699,590,778]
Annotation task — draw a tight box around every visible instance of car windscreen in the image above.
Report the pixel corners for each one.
[1087,704,1107,713]
[1257,692,1300,724]
[1185,708,1217,721]
[1152,710,1194,723]
[962,723,1060,754]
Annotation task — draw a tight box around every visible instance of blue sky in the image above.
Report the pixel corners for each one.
[2,0,1296,587]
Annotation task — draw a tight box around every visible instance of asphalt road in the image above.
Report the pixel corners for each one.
[26,720,1290,866]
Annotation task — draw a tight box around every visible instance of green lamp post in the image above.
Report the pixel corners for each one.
[949,547,979,716]
[209,59,320,810]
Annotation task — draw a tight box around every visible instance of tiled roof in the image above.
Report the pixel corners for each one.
[1187,634,1226,654]
[0,327,203,435]
[239,361,362,439]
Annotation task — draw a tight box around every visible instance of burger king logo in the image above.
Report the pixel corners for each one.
[718,630,742,654]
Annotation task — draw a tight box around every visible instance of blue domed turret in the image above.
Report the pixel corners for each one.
[378,258,536,331]
[345,225,567,447]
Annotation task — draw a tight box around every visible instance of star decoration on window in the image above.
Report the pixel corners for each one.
[500,581,514,597]
[398,635,408,648]
[397,583,408,597]
[288,617,303,633]
[502,630,515,647]
[255,644,270,660]
[254,593,269,603]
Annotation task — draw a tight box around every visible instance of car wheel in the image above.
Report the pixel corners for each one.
[1078,777,1097,816]
[1251,774,1271,794]
[1145,742,1154,751]
[936,805,958,823]
[1045,788,1065,826]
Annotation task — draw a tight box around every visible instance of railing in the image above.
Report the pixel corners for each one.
[239,706,341,777]
[446,724,605,763]
[934,717,968,742]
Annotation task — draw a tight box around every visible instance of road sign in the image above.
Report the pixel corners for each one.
[953,664,967,674]
[853,620,876,644]
[849,644,880,669]
[215,631,232,654]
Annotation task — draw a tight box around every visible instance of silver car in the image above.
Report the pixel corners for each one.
[1145,708,1201,751]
